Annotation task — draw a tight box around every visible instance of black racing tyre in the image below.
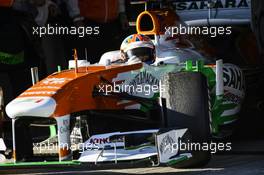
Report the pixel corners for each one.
[160,72,211,168]
[251,0,264,63]
[15,119,33,161]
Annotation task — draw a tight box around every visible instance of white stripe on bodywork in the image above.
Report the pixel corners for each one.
[223,119,238,125]
[125,104,141,110]
[221,105,241,117]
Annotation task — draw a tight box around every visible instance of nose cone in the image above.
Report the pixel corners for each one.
[6,97,56,118]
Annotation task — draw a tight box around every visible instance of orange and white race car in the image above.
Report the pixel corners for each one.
[1,1,253,169]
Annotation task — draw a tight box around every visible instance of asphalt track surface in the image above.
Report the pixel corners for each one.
[1,154,264,175]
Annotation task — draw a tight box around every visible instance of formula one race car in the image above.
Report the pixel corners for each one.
[0,1,249,169]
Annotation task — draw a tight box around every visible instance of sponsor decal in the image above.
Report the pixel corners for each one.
[173,0,249,11]
[224,91,242,104]
[127,70,162,96]
[223,66,245,91]
[89,138,110,144]
[159,134,175,155]
[129,71,159,87]
[59,119,70,134]
[157,129,187,163]
[35,98,44,103]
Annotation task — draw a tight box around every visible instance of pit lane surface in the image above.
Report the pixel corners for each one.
[1,154,264,175]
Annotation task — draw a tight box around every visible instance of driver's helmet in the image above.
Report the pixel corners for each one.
[120,34,155,64]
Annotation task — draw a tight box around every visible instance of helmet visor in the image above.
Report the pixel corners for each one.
[126,47,155,64]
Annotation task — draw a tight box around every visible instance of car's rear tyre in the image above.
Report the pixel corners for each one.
[160,72,211,168]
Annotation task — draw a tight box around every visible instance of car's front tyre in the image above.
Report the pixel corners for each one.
[160,72,211,168]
